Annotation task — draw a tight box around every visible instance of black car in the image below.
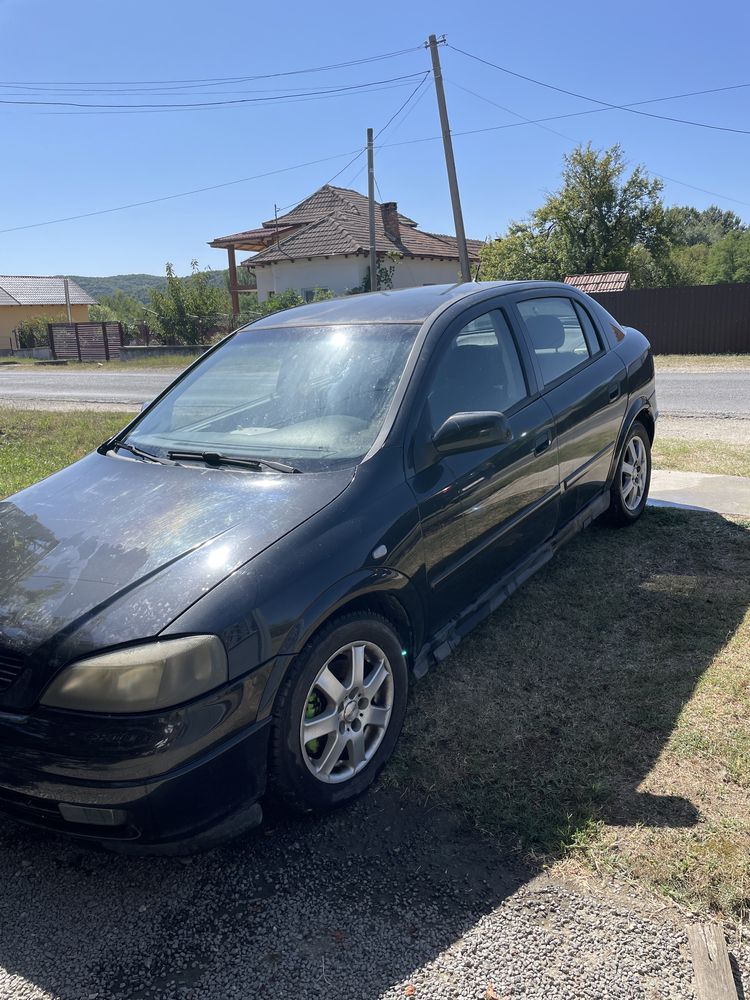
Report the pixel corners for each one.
[0,281,656,850]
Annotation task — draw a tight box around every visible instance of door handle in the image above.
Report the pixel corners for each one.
[534,433,551,456]
[608,384,620,402]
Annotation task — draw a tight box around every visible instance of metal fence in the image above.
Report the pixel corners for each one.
[591,282,750,354]
[48,322,123,362]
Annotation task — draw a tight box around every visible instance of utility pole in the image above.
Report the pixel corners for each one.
[427,34,471,283]
[63,277,72,323]
[367,127,377,292]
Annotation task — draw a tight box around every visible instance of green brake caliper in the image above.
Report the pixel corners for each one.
[305,690,323,755]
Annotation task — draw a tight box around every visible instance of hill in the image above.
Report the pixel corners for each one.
[72,271,229,304]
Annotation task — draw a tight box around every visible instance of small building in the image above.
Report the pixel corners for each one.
[209,185,484,309]
[0,276,96,351]
[564,272,631,294]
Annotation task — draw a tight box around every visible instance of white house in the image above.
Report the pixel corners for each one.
[209,185,484,306]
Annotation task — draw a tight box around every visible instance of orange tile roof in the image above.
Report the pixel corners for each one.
[564,272,630,293]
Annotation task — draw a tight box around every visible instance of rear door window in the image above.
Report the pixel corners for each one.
[517,297,593,387]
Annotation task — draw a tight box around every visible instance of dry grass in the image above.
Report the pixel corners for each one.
[655,354,750,371]
[652,438,750,478]
[387,508,750,919]
[0,409,133,498]
[1,354,202,372]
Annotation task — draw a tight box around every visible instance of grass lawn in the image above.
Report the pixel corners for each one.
[1,354,203,372]
[655,354,750,371]
[3,409,749,920]
[653,438,750,479]
[0,408,133,498]
[388,507,750,920]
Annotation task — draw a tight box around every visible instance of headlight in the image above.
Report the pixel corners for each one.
[40,636,227,713]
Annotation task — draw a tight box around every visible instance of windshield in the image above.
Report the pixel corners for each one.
[124,322,420,471]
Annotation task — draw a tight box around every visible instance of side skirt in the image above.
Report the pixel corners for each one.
[412,489,611,678]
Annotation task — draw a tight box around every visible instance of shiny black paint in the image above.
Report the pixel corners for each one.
[0,281,657,845]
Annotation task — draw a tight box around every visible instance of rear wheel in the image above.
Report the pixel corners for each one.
[606,421,651,526]
[269,613,408,812]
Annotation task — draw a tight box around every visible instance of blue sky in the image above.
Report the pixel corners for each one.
[1,0,748,276]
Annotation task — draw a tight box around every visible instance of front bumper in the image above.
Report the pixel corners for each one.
[0,669,273,845]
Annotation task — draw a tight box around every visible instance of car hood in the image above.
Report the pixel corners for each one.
[0,452,354,663]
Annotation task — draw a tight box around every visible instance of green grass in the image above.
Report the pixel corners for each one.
[652,438,750,478]
[387,508,750,919]
[2,354,203,371]
[4,408,750,919]
[0,409,134,498]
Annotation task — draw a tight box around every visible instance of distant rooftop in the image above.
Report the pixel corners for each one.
[0,276,96,307]
[564,272,630,294]
[210,184,484,266]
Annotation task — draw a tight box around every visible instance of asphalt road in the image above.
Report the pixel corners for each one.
[0,367,748,419]
[656,371,750,419]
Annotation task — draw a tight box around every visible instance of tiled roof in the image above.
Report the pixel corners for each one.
[266,186,416,229]
[210,184,484,265]
[564,272,630,293]
[209,225,298,250]
[0,276,96,306]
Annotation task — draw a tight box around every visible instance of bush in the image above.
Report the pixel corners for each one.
[12,313,66,350]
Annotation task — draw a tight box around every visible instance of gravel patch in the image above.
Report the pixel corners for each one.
[1,789,743,1000]
[657,415,749,445]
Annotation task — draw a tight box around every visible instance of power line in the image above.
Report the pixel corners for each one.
[0,72,427,112]
[342,74,432,188]
[5,76,750,235]
[0,150,363,235]
[448,44,750,136]
[448,81,750,208]
[276,72,431,212]
[0,46,423,88]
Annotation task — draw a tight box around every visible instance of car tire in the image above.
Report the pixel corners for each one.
[606,421,652,527]
[269,612,408,813]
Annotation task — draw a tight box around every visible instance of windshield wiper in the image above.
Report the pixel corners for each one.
[167,450,300,474]
[105,440,167,464]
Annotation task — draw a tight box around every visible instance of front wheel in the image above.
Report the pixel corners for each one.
[606,421,651,526]
[269,613,408,812]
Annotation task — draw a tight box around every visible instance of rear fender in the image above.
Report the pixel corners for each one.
[607,396,655,486]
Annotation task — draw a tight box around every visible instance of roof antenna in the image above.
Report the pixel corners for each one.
[473,260,481,282]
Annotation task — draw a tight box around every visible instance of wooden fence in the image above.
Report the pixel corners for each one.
[48,322,123,362]
[591,282,750,354]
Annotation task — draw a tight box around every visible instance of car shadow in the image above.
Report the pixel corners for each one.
[0,507,748,999]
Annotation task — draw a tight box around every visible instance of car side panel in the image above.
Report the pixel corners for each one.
[541,351,628,524]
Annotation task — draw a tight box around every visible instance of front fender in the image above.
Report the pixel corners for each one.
[255,567,424,719]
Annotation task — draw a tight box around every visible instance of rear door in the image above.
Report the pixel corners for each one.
[407,302,559,629]
[511,293,627,524]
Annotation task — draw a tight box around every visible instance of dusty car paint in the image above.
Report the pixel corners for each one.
[0,281,656,845]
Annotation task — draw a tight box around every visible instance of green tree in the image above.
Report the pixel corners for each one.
[480,143,674,285]
[90,290,146,334]
[704,230,750,284]
[149,261,231,344]
[667,205,745,247]
[12,313,67,349]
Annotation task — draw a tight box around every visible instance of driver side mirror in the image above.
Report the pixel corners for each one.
[432,410,513,456]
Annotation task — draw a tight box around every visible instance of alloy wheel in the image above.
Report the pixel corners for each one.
[299,641,394,784]
[620,435,648,511]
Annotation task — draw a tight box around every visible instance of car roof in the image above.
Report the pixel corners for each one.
[243,280,573,329]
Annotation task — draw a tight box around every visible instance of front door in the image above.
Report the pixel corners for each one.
[407,304,560,630]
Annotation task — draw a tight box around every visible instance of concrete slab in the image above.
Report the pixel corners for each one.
[649,469,750,517]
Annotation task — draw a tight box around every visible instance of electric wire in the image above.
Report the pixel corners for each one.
[0,72,428,112]
[448,43,750,136]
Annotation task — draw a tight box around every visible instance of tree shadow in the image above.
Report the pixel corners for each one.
[0,508,747,999]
